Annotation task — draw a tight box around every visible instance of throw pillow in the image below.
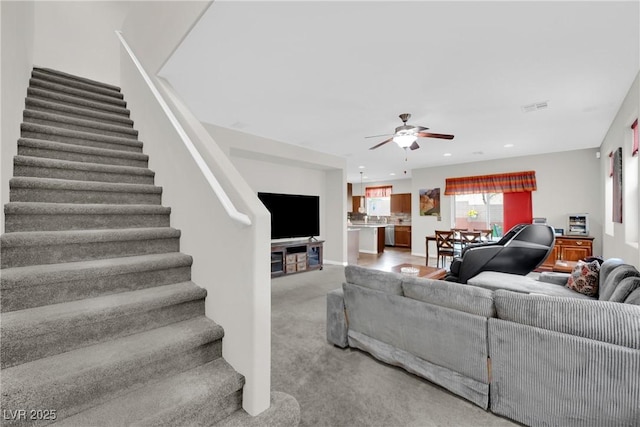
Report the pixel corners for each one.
[566,260,600,297]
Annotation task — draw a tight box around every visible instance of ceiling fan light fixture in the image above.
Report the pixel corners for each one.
[393,134,418,147]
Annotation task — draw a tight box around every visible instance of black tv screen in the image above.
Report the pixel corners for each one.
[258,192,320,240]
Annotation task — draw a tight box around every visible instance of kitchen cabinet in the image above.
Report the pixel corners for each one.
[352,196,362,213]
[538,235,594,271]
[395,225,411,248]
[391,193,411,214]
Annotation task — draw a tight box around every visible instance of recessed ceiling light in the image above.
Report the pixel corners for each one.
[390,173,396,176]
[358,165,365,169]
[443,153,452,157]
[504,144,514,148]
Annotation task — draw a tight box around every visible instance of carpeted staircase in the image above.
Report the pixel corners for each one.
[0,68,299,426]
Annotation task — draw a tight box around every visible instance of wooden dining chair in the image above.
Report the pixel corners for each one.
[458,230,482,253]
[435,230,456,268]
[477,229,493,241]
[460,230,481,244]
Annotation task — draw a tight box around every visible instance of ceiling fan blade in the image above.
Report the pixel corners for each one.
[369,137,393,150]
[414,126,430,132]
[365,133,394,139]
[409,141,420,150]
[417,132,455,140]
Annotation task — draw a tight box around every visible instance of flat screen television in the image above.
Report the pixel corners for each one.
[258,192,320,240]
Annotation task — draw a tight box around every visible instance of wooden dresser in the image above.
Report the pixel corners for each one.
[538,235,594,271]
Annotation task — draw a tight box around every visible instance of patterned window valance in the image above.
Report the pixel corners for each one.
[444,171,537,195]
[365,185,392,198]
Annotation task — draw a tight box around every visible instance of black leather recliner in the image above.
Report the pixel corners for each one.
[445,223,556,284]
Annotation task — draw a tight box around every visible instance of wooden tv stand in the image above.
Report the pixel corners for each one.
[270,239,324,277]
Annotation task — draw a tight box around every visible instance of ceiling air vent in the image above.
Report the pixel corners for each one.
[522,101,548,113]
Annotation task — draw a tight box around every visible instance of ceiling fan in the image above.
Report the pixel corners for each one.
[367,113,454,151]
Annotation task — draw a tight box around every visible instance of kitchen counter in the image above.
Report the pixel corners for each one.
[350,224,386,254]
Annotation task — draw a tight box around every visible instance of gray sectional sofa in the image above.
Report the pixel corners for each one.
[326,262,640,426]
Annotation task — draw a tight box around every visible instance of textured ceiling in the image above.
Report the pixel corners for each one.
[160,1,640,183]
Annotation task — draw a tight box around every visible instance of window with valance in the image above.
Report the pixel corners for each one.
[445,171,537,234]
[365,186,392,216]
[444,171,537,195]
[365,186,392,198]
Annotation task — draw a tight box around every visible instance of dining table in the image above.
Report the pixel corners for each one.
[425,231,490,265]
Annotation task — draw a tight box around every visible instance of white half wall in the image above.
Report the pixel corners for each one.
[411,148,603,259]
[1,0,35,233]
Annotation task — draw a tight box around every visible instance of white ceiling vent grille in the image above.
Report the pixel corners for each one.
[522,101,549,113]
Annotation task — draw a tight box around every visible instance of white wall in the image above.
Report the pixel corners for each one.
[32,1,129,85]
[204,123,348,265]
[350,178,412,197]
[121,1,210,74]
[27,1,210,86]
[1,0,35,233]
[599,71,640,267]
[411,148,603,259]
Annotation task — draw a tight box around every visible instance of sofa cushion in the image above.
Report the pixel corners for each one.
[609,276,640,303]
[344,265,403,295]
[468,271,593,299]
[625,288,640,305]
[599,264,640,301]
[566,260,600,297]
[598,258,626,287]
[402,276,496,318]
[494,289,640,349]
[342,282,490,384]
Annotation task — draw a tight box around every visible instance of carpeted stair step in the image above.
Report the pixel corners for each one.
[27,87,130,118]
[14,155,155,185]
[24,109,138,139]
[34,67,122,93]
[0,317,224,424]
[9,177,163,205]
[1,227,180,268]
[1,253,193,312]
[56,358,244,427]
[32,68,123,100]
[21,122,142,153]
[1,281,207,368]
[18,138,148,168]
[218,391,301,427]
[4,202,171,232]
[29,78,127,109]
[25,97,134,128]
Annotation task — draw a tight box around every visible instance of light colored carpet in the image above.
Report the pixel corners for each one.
[271,265,519,427]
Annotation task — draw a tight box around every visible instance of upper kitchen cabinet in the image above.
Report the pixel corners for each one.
[391,193,411,214]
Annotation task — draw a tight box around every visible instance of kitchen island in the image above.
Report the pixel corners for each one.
[349,223,388,254]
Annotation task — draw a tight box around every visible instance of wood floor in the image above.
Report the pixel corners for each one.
[356,246,440,271]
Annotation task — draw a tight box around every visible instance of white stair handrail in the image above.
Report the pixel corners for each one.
[115,30,252,227]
